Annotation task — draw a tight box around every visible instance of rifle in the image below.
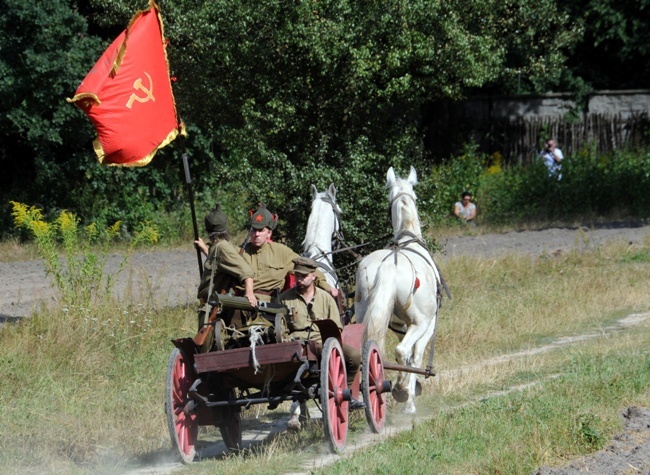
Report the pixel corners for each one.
[239,227,253,255]
[193,303,219,348]
[193,293,288,348]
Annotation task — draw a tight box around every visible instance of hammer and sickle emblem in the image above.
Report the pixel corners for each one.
[126,72,155,109]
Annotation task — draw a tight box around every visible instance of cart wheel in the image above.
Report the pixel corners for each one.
[215,319,227,351]
[362,340,387,433]
[274,314,289,343]
[217,389,242,451]
[320,337,348,452]
[165,348,197,464]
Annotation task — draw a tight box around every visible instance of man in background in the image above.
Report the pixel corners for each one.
[539,138,564,179]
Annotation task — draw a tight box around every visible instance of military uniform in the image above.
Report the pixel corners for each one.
[241,241,332,294]
[196,203,254,302]
[197,239,254,301]
[279,256,360,384]
[279,285,342,341]
[243,203,332,296]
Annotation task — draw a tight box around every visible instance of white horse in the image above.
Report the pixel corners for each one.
[354,166,441,414]
[287,183,343,431]
[302,183,342,289]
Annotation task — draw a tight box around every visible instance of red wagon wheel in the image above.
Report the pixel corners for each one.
[320,337,349,452]
[216,389,242,451]
[165,348,197,464]
[362,340,387,433]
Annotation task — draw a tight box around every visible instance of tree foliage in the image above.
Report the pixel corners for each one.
[564,0,650,90]
[0,0,105,198]
[1,0,647,244]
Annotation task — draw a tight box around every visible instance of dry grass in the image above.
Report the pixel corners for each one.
[0,238,39,262]
[431,241,650,371]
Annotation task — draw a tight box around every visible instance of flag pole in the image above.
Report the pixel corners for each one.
[182,151,204,278]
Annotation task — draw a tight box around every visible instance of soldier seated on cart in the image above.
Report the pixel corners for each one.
[281,256,364,429]
[280,257,361,387]
[194,204,257,331]
[241,204,338,302]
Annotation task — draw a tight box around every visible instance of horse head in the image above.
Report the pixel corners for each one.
[311,183,342,216]
[303,183,342,255]
[386,166,421,240]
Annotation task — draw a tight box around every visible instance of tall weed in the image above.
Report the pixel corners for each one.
[10,201,159,309]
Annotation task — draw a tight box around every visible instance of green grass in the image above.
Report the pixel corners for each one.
[0,301,198,474]
[315,330,650,475]
[0,234,649,474]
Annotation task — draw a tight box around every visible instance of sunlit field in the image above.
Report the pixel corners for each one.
[0,233,649,474]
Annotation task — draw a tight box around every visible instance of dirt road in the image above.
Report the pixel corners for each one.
[2,222,649,320]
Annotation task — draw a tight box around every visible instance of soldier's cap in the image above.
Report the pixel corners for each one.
[204,203,228,233]
[292,256,319,275]
[249,203,278,230]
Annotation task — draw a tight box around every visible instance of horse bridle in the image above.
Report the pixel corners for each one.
[318,194,344,247]
[389,190,416,209]
[304,194,344,287]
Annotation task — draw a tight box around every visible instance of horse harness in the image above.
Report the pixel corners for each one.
[383,230,452,300]
[384,191,450,378]
[379,233,446,379]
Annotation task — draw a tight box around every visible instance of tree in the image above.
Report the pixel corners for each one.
[564,0,650,90]
[0,0,105,233]
[3,0,580,243]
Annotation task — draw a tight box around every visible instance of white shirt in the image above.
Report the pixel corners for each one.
[540,148,564,177]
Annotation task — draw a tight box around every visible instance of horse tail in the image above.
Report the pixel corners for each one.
[362,262,396,355]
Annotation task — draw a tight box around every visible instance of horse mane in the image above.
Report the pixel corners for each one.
[302,196,327,252]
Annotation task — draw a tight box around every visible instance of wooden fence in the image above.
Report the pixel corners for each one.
[425,111,650,165]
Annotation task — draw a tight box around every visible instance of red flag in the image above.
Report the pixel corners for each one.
[67,1,180,166]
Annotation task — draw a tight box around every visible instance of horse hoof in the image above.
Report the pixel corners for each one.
[402,403,416,414]
[392,386,409,403]
[415,380,422,396]
[287,419,302,432]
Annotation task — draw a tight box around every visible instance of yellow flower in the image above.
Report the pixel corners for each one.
[85,222,98,241]
[31,220,51,239]
[10,201,44,230]
[107,221,122,240]
[56,210,78,235]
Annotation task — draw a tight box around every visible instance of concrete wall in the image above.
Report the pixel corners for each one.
[425,90,650,163]
[459,90,650,121]
[587,90,650,116]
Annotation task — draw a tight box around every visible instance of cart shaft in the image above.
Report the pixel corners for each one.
[383,362,435,378]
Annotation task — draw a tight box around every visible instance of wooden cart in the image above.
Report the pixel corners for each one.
[165,295,391,463]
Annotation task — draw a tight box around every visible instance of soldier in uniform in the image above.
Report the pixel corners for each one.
[242,204,338,301]
[194,203,257,308]
[280,256,343,340]
[280,257,362,409]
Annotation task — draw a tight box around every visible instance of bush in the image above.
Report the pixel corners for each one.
[418,145,650,227]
